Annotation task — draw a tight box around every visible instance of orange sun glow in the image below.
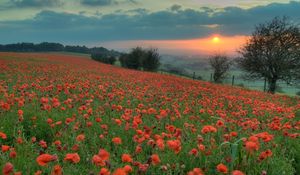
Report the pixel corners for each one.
[212,36,220,43]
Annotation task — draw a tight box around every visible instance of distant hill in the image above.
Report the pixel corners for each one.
[0,42,121,57]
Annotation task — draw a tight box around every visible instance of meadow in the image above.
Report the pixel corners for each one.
[0,52,300,175]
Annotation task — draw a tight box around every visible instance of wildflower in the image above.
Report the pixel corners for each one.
[36,154,58,166]
[167,140,181,154]
[2,145,10,152]
[232,170,245,175]
[187,168,204,175]
[64,153,80,163]
[259,149,273,161]
[112,137,122,145]
[2,162,13,175]
[245,141,259,152]
[151,154,161,165]
[156,139,165,150]
[16,137,23,144]
[189,148,198,156]
[248,136,258,142]
[201,125,217,134]
[123,165,133,173]
[139,164,149,172]
[72,144,79,151]
[54,140,61,146]
[0,132,7,139]
[51,165,62,175]
[114,119,122,126]
[47,118,53,124]
[92,149,110,166]
[216,163,228,174]
[198,144,206,152]
[9,149,17,158]
[256,132,274,142]
[31,137,37,143]
[17,109,23,116]
[112,168,127,175]
[122,154,132,163]
[99,168,110,175]
[96,117,102,123]
[98,149,110,160]
[34,170,42,175]
[93,155,106,166]
[76,134,85,142]
[230,132,238,137]
[39,140,47,148]
[216,120,224,127]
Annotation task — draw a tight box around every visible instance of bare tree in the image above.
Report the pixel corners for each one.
[237,17,300,94]
[209,54,230,83]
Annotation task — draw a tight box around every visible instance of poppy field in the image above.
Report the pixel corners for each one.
[0,52,300,175]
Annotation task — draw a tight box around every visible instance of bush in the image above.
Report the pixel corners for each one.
[125,47,144,70]
[142,48,160,72]
[91,53,116,65]
[119,54,129,68]
[119,47,161,71]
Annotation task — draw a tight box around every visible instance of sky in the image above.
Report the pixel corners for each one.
[0,0,300,55]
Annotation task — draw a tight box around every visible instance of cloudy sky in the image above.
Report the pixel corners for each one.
[0,0,299,55]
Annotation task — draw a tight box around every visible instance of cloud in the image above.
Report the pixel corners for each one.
[170,4,181,12]
[0,1,300,43]
[80,0,141,6]
[11,0,62,7]
[81,0,117,6]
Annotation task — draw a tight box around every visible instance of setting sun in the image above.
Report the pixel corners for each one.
[212,36,220,43]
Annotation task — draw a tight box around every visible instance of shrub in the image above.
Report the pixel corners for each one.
[142,48,160,72]
[119,47,161,72]
[91,53,116,65]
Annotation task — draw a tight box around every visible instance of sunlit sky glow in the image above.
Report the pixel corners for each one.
[0,0,299,55]
[98,35,248,55]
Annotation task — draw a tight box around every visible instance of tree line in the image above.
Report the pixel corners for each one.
[0,42,120,56]
[91,47,160,72]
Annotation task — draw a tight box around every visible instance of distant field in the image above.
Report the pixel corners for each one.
[160,55,300,96]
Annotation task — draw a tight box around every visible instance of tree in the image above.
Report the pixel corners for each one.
[91,53,116,65]
[65,45,89,53]
[126,47,144,70]
[119,54,129,68]
[209,54,230,83]
[36,42,64,51]
[119,47,161,71]
[107,56,116,65]
[237,17,300,93]
[142,48,160,71]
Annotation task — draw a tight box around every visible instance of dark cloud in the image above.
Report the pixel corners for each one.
[0,1,300,43]
[11,0,62,7]
[81,0,117,6]
[170,4,181,12]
